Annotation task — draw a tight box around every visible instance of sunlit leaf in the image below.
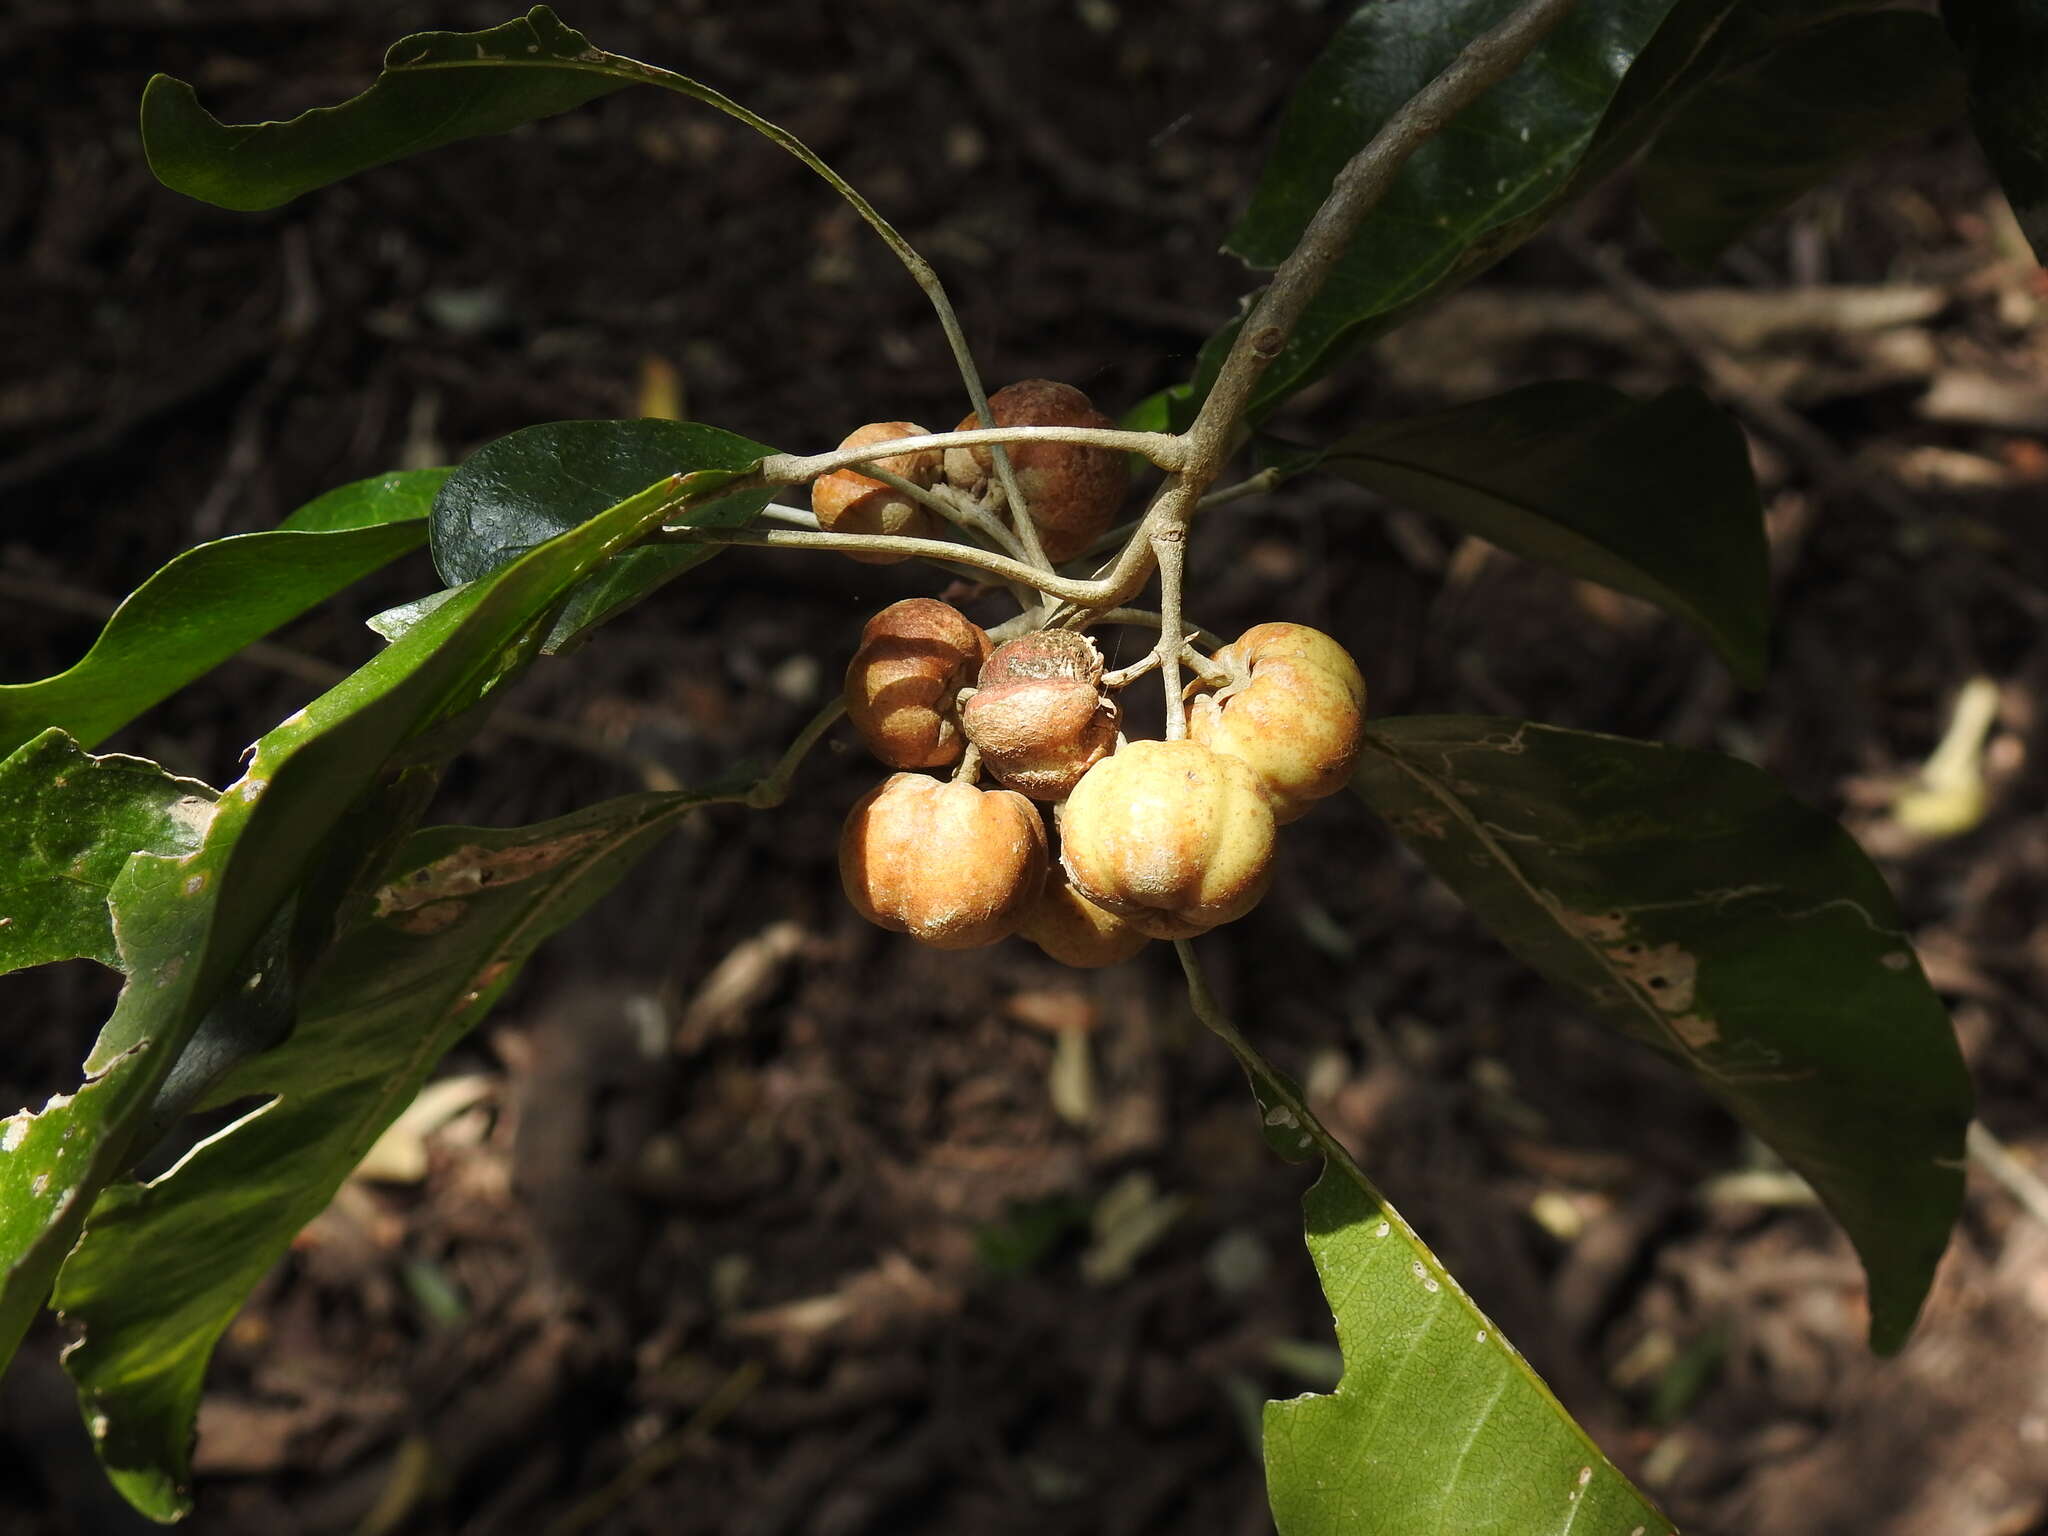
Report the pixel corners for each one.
[0,470,439,758]
[56,789,715,1521]
[1173,950,1668,1534]
[0,470,695,1377]
[0,732,214,976]
[1268,1168,1670,1535]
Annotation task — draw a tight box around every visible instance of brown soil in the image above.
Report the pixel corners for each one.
[6,4,2048,1534]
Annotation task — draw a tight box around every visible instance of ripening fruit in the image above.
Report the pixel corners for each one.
[843,599,990,769]
[812,420,944,563]
[841,773,1047,949]
[961,630,1118,801]
[943,380,1125,563]
[1057,739,1275,940]
[1186,623,1365,822]
[1018,867,1150,967]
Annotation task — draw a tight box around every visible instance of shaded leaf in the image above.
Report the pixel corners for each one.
[428,419,773,652]
[56,789,715,1520]
[1212,0,1691,418]
[141,10,627,212]
[1945,0,2048,260]
[0,470,441,758]
[0,469,697,1376]
[1172,949,1666,1533]
[1292,382,1768,685]
[141,6,932,317]
[1642,12,1968,266]
[1352,716,1971,1352]
[0,732,215,976]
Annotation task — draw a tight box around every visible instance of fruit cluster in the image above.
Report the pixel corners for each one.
[809,379,1126,565]
[839,597,1366,967]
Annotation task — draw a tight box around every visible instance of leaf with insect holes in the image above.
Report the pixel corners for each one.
[55,789,714,1522]
[1352,716,1971,1354]
[1280,382,1768,686]
[0,470,439,758]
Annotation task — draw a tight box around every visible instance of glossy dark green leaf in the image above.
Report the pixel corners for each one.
[0,470,441,758]
[429,419,773,652]
[1172,949,1666,1532]
[1352,717,1971,1353]
[1945,0,2048,260]
[0,732,215,976]
[140,10,628,212]
[0,469,696,1377]
[1295,382,1768,685]
[56,789,716,1521]
[1216,0,1689,417]
[1642,12,1968,266]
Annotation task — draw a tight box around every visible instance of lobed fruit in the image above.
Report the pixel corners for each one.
[840,773,1047,949]
[943,380,1125,563]
[961,630,1118,801]
[843,598,990,769]
[1057,738,1275,940]
[812,420,945,563]
[1017,867,1150,967]
[1186,622,1365,822]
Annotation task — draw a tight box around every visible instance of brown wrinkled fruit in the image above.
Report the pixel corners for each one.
[1018,866,1150,967]
[812,420,944,563]
[1057,739,1275,940]
[841,774,1048,949]
[1186,623,1366,823]
[961,631,1118,801]
[942,380,1125,563]
[843,598,991,769]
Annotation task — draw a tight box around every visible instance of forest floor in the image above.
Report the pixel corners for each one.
[6,3,2048,1533]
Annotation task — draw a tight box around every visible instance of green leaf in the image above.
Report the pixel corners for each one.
[428,419,773,652]
[1352,717,1972,1353]
[0,470,441,758]
[1945,0,2048,260]
[1214,0,1691,418]
[0,732,215,975]
[1172,949,1666,1534]
[55,790,714,1521]
[1269,1168,1669,1535]
[0,469,696,1378]
[140,6,930,310]
[140,10,629,212]
[1641,12,1968,266]
[275,468,450,534]
[1293,382,1768,686]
